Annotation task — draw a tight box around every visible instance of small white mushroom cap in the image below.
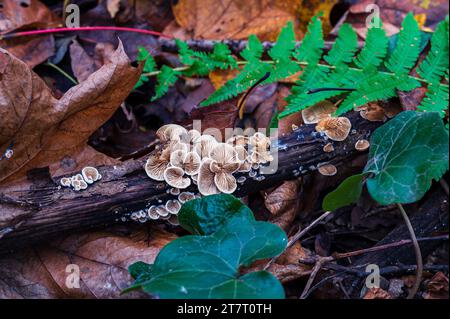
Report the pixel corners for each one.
[156,124,188,142]
[147,206,160,220]
[72,179,88,191]
[165,199,182,215]
[318,164,338,176]
[323,143,335,153]
[156,205,170,217]
[315,117,352,142]
[60,177,72,187]
[178,191,196,203]
[164,166,191,189]
[301,101,337,124]
[81,166,101,184]
[355,139,370,151]
[226,135,249,147]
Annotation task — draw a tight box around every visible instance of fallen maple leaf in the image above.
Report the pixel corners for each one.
[0,227,177,299]
[424,272,449,299]
[263,179,301,230]
[0,0,59,67]
[0,41,142,184]
[170,0,305,41]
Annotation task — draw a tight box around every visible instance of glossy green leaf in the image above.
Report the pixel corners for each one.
[322,174,364,211]
[364,111,449,205]
[178,194,254,235]
[127,213,287,299]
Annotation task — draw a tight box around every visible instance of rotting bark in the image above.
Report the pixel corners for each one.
[0,111,380,254]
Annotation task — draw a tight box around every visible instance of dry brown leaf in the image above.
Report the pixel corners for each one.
[424,272,449,299]
[0,0,59,67]
[106,0,122,18]
[69,40,116,82]
[263,179,301,230]
[363,287,393,299]
[0,41,142,184]
[0,227,177,299]
[171,0,305,41]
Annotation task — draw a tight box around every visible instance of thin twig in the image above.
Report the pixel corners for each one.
[263,211,333,270]
[300,257,330,299]
[397,203,423,299]
[45,62,78,85]
[0,27,172,40]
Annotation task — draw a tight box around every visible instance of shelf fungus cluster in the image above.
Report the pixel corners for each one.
[60,166,102,191]
[143,124,274,220]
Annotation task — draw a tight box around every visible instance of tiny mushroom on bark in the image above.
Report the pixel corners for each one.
[156,124,188,142]
[165,199,182,215]
[147,206,160,220]
[145,142,188,181]
[164,166,191,189]
[60,177,72,187]
[156,205,170,217]
[226,135,249,147]
[356,103,386,122]
[72,179,88,191]
[81,166,101,184]
[198,143,240,195]
[318,164,338,176]
[249,132,271,152]
[178,191,196,203]
[355,139,370,151]
[194,134,217,159]
[315,117,352,142]
[323,143,334,153]
[302,101,337,124]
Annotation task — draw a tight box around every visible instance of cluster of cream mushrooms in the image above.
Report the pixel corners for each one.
[141,123,273,221]
[60,166,102,191]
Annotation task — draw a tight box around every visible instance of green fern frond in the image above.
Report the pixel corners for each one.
[385,13,421,75]
[417,19,449,84]
[283,23,357,114]
[264,21,301,84]
[324,24,358,66]
[336,74,420,115]
[354,26,388,69]
[293,14,324,64]
[151,66,179,101]
[241,34,264,62]
[418,84,449,117]
[134,47,156,89]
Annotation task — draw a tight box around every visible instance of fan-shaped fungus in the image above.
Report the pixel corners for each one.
[315,117,352,141]
[302,101,337,124]
[355,139,370,151]
[318,164,337,176]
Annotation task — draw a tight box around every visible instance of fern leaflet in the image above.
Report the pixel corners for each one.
[385,13,421,75]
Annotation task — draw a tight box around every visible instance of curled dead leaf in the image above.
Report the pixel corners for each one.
[0,41,142,184]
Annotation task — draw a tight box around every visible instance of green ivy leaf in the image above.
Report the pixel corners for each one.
[178,194,254,235]
[127,213,287,299]
[364,111,449,205]
[128,261,153,286]
[322,174,365,211]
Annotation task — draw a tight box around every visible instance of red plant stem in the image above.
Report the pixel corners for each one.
[0,26,173,40]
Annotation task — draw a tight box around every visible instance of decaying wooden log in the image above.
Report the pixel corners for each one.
[0,112,380,254]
